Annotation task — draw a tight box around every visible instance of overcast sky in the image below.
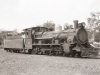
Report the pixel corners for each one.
[0,0,100,32]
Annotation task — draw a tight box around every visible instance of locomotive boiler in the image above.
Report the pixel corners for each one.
[4,20,100,58]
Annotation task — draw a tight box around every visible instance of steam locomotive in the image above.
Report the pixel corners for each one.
[4,20,100,58]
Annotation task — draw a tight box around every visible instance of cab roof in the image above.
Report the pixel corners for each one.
[23,27,48,31]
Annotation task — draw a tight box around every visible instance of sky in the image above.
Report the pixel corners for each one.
[0,0,100,32]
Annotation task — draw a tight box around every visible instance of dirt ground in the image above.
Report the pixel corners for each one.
[0,49,100,75]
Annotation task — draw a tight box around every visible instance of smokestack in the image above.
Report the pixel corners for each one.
[73,20,78,29]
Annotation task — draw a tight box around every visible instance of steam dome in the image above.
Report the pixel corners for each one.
[55,25,62,31]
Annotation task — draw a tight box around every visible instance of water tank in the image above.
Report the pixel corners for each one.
[55,25,62,31]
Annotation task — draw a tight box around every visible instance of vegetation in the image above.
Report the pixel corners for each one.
[87,12,100,42]
[0,12,100,44]
[43,21,55,31]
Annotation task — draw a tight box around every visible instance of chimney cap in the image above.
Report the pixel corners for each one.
[73,20,78,22]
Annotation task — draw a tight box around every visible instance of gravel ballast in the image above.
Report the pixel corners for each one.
[0,49,100,75]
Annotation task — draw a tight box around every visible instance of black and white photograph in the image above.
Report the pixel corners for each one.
[0,0,100,75]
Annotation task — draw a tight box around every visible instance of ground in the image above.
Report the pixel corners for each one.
[0,49,100,75]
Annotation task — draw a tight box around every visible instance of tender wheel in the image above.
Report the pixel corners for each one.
[63,53,66,56]
[17,50,20,53]
[31,49,34,54]
[7,49,9,51]
[10,50,13,53]
[28,49,31,54]
[31,49,37,54]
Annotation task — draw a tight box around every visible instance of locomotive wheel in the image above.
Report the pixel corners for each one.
[11,50,13,53]
[7,50,10,52]
[41,50,45,55]
[55,51,59,56]
[77,52,82,58]
[48,51,53,56]
[18,50,20,53]
[45,51,47,54]
[28,49,31,54]
[63,53,66,56]
[62,53,70,57]
[45,51,49,55]
[66,53,70,57]
[6,50,9,52]
[17,50,19,53]
[37,51,42,55]
[13,50,15,53]
[72,50,76,57]
[31,49,36,54]
[14,50,17,53]
[10,50,13,53]
[39,52,44,55]
[47,51,50,55]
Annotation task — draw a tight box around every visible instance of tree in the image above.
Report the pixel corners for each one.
[87,12,100,29]
[12,29,18,35]
[87,12,100,42]
[64,23,69,30]
[0,29,5,45]
[63,23,74,30]
[43,21,55,31]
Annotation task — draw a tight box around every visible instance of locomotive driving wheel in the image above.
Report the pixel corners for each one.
[48,51,52,55]
[28,49,31,54]
[31,49,35,54]
[77,52,82,57]
[71,50,77,57]
[62,53,66,56]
